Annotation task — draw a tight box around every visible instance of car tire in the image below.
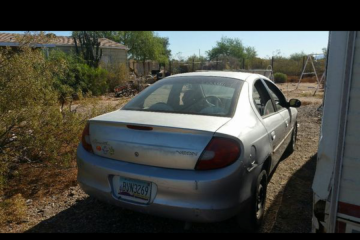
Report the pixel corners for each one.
[237,170,268,232]
[286,123,297,154]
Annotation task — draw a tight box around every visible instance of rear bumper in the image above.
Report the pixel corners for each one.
[77,144,251,223]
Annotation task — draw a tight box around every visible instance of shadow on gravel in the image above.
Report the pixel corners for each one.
[261,153,317,233]
[25,196,243,233]
[26,154,317,233]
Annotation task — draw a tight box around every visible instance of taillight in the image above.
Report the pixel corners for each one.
[195,137,240,170]
[81,122,93,153]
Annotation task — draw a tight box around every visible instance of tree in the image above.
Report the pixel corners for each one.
[322,47,327,57]
[93,31,133,58]
[245,47,257,59]
[207,36,257,61]
[130,32,158,75]
[72,31,103,68]
[155,36,171,67]
[93,31,120,41]
[290,51,307,61]
[272,49,286,60]
[174,52,185,62]
[93,31,159,59]
[184,54,208,71]
[94,31,171,74]
[206,37,257,70]
[124,32,170,75]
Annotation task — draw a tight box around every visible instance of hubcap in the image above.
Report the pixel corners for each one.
[256,182,265,219]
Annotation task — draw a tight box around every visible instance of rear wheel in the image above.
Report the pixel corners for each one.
[237,170,268,232]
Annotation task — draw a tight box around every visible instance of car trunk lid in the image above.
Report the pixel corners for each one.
[88,110,231,170]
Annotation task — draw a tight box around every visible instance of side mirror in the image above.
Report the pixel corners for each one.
[288,99,301,108]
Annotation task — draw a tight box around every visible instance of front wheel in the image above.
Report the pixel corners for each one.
[286,123,297,154]
[237,170,268,232]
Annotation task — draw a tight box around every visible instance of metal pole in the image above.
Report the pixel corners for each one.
[310,55,320,84]
[313,70,326,96]
[302,56,305,75]
[296,55,310,90]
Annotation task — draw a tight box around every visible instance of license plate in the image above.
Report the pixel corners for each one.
[116,177,152,204]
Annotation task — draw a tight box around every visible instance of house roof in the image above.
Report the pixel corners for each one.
[0,33,128,50]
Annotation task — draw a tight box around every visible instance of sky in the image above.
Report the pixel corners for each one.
[0,31,329,59]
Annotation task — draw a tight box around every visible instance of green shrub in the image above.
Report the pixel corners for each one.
[49,50,109,97]
[0,194,27,227]
[0,44,62,193]
[0,33,126,198]
[274,72,287,83]
[77,64,109,96]
[0,41,103,188]
[104,63,129,91]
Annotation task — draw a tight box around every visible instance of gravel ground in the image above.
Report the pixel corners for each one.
[1,92,322,233]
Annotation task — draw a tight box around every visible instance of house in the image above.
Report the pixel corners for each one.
[0,33,128,66]
[312,31,360,233]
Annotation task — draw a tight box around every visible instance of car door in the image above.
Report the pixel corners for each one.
[252,79,286,172]
[263,79,294,156]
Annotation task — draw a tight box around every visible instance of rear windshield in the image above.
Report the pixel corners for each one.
[122,76,244,117]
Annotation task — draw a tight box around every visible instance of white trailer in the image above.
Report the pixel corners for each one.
[312,31,360,233]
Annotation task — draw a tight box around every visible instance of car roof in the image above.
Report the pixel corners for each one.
[165,71,269,83]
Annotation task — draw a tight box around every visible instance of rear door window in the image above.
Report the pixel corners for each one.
[263,80,287,111]
[252,80,275,117]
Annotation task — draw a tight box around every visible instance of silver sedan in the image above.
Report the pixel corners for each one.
[77,71,300,231]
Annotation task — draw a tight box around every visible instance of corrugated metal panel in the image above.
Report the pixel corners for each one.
[341,31,360,206]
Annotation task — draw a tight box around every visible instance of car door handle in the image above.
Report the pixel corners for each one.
[247,161,258,172]
[271,131,276,141]
[285,120,289,127]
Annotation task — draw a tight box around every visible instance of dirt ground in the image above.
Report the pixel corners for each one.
[0,83,323,233]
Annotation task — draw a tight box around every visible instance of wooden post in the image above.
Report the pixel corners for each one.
[192,58,195,72]
[271,57,274,73]
[216,57,218,70]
